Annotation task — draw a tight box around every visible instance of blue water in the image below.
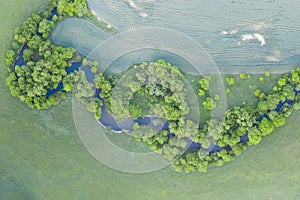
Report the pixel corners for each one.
[167,133,175,139]
[66,62,81,74]
[100,101,123,132]
[275,102,284,112]
[240,132,249,143]
[47,8,58,21]
[14,44,27,67]
[186,138,201,150]
[294,88,300,94]
[46,82,63,97]
[256,113,269,122]
[208,144,224,153]
[99,108,170,133]
[286,99,294,105]
[236,90,298,148]
[46,62,82,97]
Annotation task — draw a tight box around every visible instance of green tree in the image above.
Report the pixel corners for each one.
[203,97,216,110]
[254,89,261,97]
[248,127,262,145]
[239,73,247,80]
[278,77,287,87]
[258,118,274,136]
[226,77,234,85]
[198,89,206,97]
[199,77,210,91]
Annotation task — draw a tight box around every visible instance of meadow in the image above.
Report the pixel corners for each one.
[0,0,299,199]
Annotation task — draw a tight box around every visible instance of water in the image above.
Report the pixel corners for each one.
[46,62,82,97]
[47,8,58,21]
[14,44,27,67]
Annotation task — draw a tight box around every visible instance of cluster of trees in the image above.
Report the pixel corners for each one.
[6,0,92,109]
[108,60,199,160]
[170,68,300,173]
[74,71,103,120]
[94,72,117,110]
[71,62,300,173]
[49,0,90,17]
[6,13,76,109]
[196,76,219,110]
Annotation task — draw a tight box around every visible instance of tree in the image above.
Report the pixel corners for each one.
[239,73,247,80]
[257,100,269,114]
[272,113,286,127]
[62,72,78,92]
[203,97,216,110]
[258,118,274,136]
[199,76,210,91]
[278,77,287,87]
[129,104,142,120]
[226,88,231,94]
[282,84,295,100]
[217,149,233,162]
[231,144,244,156]
[254,89,261,97]
[248,127,262,145]
[291,69,300,85]
[226,77,234,85]
[6,50,15,65]
[266,93,283,110]
[293,102,300,111]
[75,71,94,101]
[38,19,52,35]
[198,89,206,97]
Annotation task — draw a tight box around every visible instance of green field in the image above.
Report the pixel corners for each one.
[0,0,300,199]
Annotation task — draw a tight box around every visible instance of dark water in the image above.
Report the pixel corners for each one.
[14,44,27,67]
[46,62,82,97]
[47,8,58,21]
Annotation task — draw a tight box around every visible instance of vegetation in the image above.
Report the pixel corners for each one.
[110,60,199,160]
[5,0,96,109]
[226,77,235,85]
[170,68,300,172]
[4,0,300,174]
[75,59,300,173]
[1,1,300,199]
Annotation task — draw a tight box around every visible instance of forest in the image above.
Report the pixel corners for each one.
[5,0,300,173]
[6,0,89,109]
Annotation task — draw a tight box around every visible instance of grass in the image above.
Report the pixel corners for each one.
[84,14,117,33]
[0,0,300,199]
[223,73,283,109]
[188,73,283,125]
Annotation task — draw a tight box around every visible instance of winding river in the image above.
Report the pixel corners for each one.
[15,1,300,153]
